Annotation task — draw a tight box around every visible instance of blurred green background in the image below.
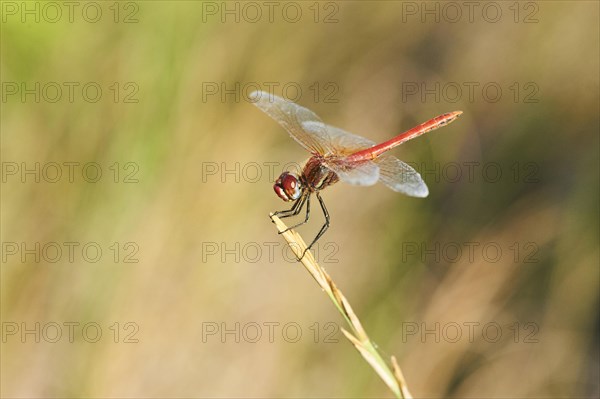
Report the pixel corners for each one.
[1,1,598,398]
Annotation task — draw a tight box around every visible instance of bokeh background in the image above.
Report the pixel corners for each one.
[2,1,598,398]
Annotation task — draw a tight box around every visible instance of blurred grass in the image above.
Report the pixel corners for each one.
[2,1,599,398]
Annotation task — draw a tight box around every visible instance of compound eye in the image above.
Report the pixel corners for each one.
[273,172,302,202]
[282,174,298,193]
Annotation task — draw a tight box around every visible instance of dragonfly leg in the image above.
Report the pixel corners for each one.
[279,194,311,234]
[300,192,330,260]
[272,193,307,220]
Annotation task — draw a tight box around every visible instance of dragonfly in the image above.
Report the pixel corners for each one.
[250,90,463,259]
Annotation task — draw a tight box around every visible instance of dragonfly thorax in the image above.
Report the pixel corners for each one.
[301,156,339,192]
[274,172,302,202]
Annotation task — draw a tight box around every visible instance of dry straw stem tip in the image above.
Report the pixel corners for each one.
[270,214,412,399]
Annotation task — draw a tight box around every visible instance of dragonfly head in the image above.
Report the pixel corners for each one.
[274,172,302,202]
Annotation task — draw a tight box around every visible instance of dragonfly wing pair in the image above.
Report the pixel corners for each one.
[250,90,429,197]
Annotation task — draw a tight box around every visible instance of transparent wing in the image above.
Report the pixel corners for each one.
[250,91,334,155]
[376,155,429,197]
[324,126,428,195]
[326,158,380,186]
[323,125,379,186]
[325,125,376,156]
[251,92,383,186]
